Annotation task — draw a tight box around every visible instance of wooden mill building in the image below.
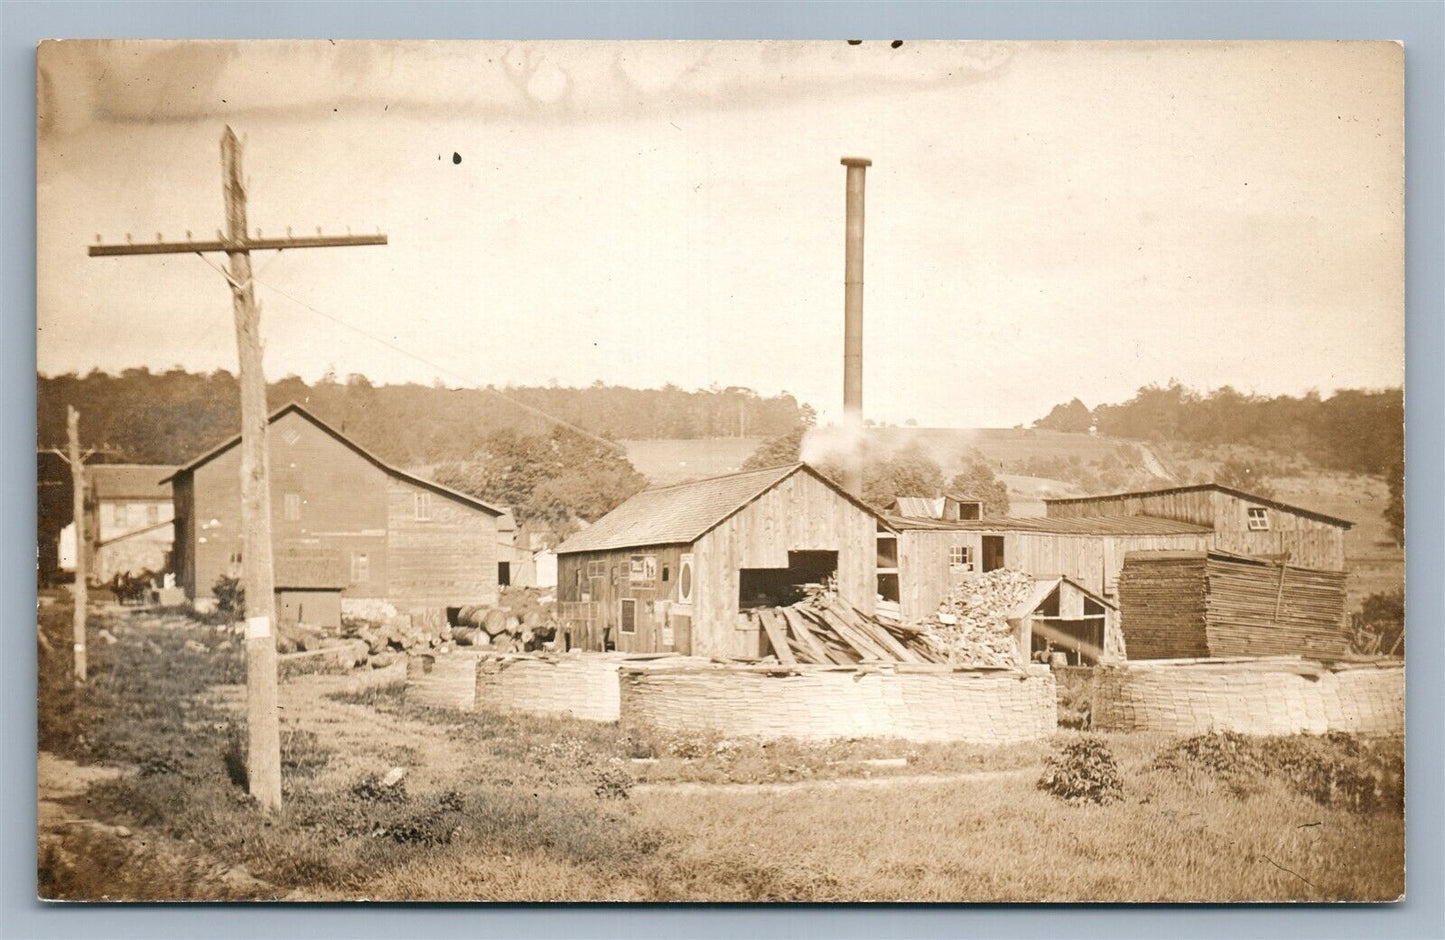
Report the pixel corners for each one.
[59,464,177,583]
[880,513,1212,623]
[555,463,885,657]
[165,403,508,615]
[1044,483,1353,571]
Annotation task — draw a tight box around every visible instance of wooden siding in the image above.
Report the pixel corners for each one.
[1045,489,1346,571]
[179,409,498,610]
[556,544,688,653]
[691,470,878,657]
[1207,491,1346,570]
[385,476,499,610]
[896,528,1210,621]
[557,470,879,659]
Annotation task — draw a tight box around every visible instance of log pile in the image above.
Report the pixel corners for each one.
[1118,550,1349,660]
[450,604,558,653]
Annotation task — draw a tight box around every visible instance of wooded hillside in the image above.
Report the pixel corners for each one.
[37,369,812,466]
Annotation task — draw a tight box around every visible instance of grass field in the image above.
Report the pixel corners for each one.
[38,605,1404,903]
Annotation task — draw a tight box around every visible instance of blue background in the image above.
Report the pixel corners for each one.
[2,3,1440,938]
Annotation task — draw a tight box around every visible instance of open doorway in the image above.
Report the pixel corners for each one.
[739,550,838,608]
[982,536,1005,572]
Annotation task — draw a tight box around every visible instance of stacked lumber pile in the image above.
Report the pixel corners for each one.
[1118,551,1348,660]
[914,569,1037,668]
[1203,554,1348,658]
[1117,553,1211,659]
[748,594,948,666]
[746,570,1038,669]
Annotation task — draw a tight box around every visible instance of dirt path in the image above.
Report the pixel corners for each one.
[38,751,280,900]
[633,766,1035,796]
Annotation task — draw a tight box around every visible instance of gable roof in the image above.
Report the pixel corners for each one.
[1011,576,1118,619]
[1043,483,1353,529]
[557,463,886,554]
[87,464,176,500]
[161,402,505,516]
[883,513,1212,536]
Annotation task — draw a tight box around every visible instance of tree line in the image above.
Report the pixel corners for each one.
[1034,383,1403,477]
[36,368,813,467]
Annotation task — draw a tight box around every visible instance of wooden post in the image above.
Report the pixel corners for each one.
[222,127,282,811]
[67,406,87,683]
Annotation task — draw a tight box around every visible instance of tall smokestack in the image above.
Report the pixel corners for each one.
[841,156,871,497]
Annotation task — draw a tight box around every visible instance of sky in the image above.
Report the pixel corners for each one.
[36,40,1404,428]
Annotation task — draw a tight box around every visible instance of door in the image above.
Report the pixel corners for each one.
[982,536,1006,572]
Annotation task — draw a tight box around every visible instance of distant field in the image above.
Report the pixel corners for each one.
[622,437,767,485]
[864,427,1136,470]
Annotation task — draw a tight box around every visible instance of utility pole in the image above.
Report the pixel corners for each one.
[66,406,87,683]
[88,126,386,810]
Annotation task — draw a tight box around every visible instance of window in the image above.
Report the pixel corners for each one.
[1247,507,1270,531]
[662,564,671,583]
[619,598,637,635]
[587,560,606,578]
[630,554,657,586]
[414,492,432,521]
[111,503,128,528]
[498,561,511,587]
[949,545,975,571]
[351,552,370,583]
[283,493,301,521]
[146,503,160,526]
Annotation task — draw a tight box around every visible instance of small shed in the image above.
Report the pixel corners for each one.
[1116,549,1349,660]
[273,547,347,631]
[1012,576,1123,666]
[555,463,885,658]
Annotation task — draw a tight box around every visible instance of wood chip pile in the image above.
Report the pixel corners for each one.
[748,569,1036,670]
[912,569,1037,668]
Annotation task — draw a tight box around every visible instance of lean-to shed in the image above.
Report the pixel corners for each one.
[555,463,886,658]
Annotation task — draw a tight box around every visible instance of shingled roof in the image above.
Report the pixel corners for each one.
[883,513,1213,536]
[557,463,884,554]
[87,465,176,500]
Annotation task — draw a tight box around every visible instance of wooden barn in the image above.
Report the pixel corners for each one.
[165,403,507,614]
[1044,483,1353,571]
[1116,549,1350,659]
[880,513,1213,622]
[555,463,885,657]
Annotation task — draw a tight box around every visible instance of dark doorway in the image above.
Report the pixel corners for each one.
[498,561,511,586]
[739,550,839,608]
[982,536,1005,572]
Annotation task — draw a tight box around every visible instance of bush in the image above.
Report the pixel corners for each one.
[1153,732,1404,814]
[212,574,244,621]
[1038,737,1123,805]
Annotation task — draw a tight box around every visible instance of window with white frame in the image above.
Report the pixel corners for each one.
[111,503,128,528]
[283,493,302,521]
[949,545,975,571]
[1246,507,1270,531]
[414,491,432,521]
[619,598,637,635]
